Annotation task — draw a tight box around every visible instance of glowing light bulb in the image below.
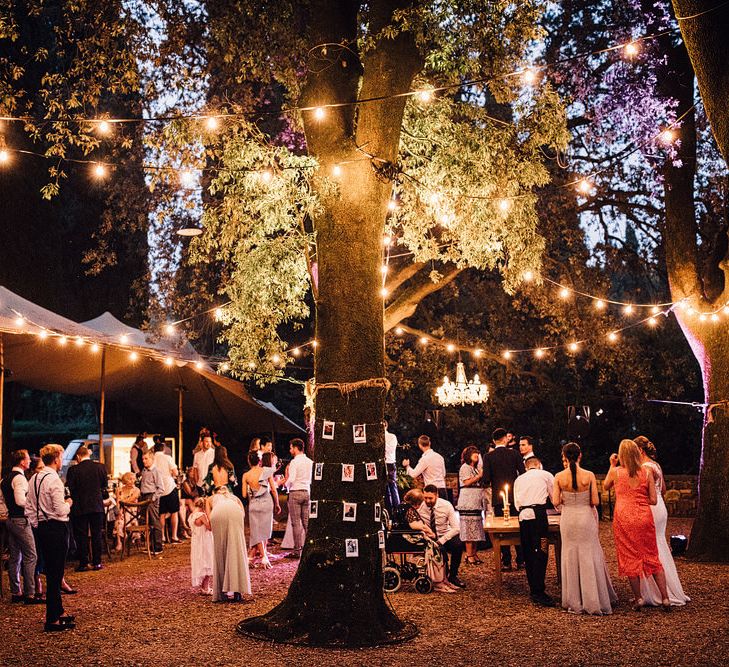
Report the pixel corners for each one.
[419,336,428,345]
[651,306,660,315]
[119,334,129,344]
[523,270,534,282]
[428,192,440,206]
[38,330,48,340]
[659,129,676,144]
[474,348,483,358]
[502,350,512,360]
[97,120,112,135]
[711,313,720,322]
[568,342,579,352]
[165,356,174,366]
[311,340,319,348]
[220,362,229,372]
[165,324,175,335]
[0,149,10,164]
[559,287,571,299]
[497,198,512,213]
[380,264,389,275]
[205,116,219,131]
[260,169,273,184]
[14,316,24,327]
[623,304,634,315]
[214,307,224,321]
[534,348,545,358]
[607,331,618,343]
[91,343,99,353]
[247,361,256,370]
[180,170,196,188]
[313,107,326,121]
[647,317,658,327]
[723,305,729,315]
[395,327,404,336]
[446,343,456,353]
[576,178,592,195]
[272,353,281,364]
[75,337,84,347]
[624,42,639,57]
[331,164,342,177]
[59,336,68,346]
[416,89,433,103]
[522,68,538,86]
[380,287,389,298]
[595,299,606,310]
[195,361,204,370]
[129,351,139,361]
[292,348,301,357]
[93,163,107,178]
[387,199,398,211]
[383,235,392,246]
[699,313,707,322]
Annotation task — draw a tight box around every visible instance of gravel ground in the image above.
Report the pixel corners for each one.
[1,518,727,667]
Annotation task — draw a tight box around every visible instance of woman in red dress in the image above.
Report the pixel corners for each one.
[604,439,670,611]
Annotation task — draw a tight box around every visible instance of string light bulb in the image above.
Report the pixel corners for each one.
[699,313,707,322]
[119,334,129,344]
[180,170,196,188]
[214,307,224,321]
[647,317,658,327]
[624,42,639,57]
[395,327,404,335]
[272,353,281,364]
[559,287,571,299]
[311,340,319,349]
[723,306,729,316]
[59,336,68,346]
[711,313,720,323]
[416,89,434,103]
[380,287,389,298]
[568,342,580,352]
[38,330,48,340]
[623,304,634,315]
[607,331,619,343]
[446,343,456,353]
[260,169,273,184]
[576,178,592,195]
[14,316,24,327]
[595,299,606,310]
[522,68,538,86]
[387,199,398,212]
[93,163,107,178]
[164,356,174,366]
[659,128,676,144]
[91,343,99,353]
[497,198,512,213]
[75,337,84,347]
[651,306,660,315]
[96,120,112,135]
[523,270,535,282]
[502,350,512,360]
[380,264,389,275]
[534,348,545,358]
[205,116,219,131]
[313,107,326,121]
[220,362,230,372]
[419,336,428,345]
[195,361,204,370]
[165,324,175,335]
[383,235,392,246]
[129,351,139,361]
[292,347,301,357]
[0,148,9,164]
[474,348,483,358]
[331,164,342,177]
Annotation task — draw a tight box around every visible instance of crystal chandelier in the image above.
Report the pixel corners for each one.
[436,361,489,406]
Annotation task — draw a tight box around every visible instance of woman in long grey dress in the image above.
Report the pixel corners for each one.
[457,445,485,564]
[241,452,279,569]
[206,487,251,602]
[553,442,617,615]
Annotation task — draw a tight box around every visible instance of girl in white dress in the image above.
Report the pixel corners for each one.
[635,436,690,606]
[189,498,214,595]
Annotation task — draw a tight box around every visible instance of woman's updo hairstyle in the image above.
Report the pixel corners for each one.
[562,442,581,491]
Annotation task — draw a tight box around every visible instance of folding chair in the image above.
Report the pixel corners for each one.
[119,500,153,560]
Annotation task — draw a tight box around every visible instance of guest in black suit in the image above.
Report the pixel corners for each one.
[483,427,526,570]
[66,446,108,571]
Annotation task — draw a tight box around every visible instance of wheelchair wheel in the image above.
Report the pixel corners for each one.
[414,576,433,594]
[383,566,402,593]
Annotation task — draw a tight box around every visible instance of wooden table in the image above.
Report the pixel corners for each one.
[484,514,561,594]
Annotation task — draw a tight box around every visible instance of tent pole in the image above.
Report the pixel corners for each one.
[0,333,4,471]
[177,385,184,470]
[99,346,106,467]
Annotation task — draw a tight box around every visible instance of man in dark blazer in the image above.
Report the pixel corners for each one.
[483,427,526,570]
[66,446,108,571]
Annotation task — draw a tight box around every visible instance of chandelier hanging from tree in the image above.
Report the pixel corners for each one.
[436,361,489,406]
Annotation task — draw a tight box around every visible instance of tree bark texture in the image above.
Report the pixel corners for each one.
[661,36,729,560]
[238,0,422,645]
[672,0,729,162]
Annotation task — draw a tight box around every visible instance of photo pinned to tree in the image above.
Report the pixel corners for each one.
[310,500,318,518]
[342,463,355,482]
[365,462,377,480]
[345,538,359,557]
[314,462,323,480]
[374,502,381,523]
[322,420,335,440]
[343,501,357,522]
[378,530,385,550]
[353,424,366,444]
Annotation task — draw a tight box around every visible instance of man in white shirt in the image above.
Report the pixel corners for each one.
[1,449,39,603]
[513,457,555,607]
[402,435,448,499]
[25,444,75,631]
[286,438,313,558]
[418,485,466,589]
[383,418,400,512]
[192,433,215,493]
[154,442,180,543]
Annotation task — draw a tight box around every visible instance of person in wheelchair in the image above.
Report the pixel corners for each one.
[394,489,458,593]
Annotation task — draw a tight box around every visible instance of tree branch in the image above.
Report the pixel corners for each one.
[385,261,426,292]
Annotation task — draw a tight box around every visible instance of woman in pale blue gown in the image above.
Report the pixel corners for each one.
[553,443,617,615]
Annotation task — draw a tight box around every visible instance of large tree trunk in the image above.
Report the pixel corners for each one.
[660,34,729,560]
[238,0,422,645]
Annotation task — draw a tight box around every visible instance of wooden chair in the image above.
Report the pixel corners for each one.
[119,500,153,560]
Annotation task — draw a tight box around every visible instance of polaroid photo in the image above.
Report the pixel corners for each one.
[345,538,359,558]
[365,462,377,481]
[343,501,357,522]
[374,502,381,523]
[378,530,385,550]
[314,462,324,481]
[322,420,335,440]
[342,463,355,482]
[309,500,318,519]
[353,424,367,444]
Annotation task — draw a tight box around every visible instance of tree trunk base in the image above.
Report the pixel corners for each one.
[237,595,418,648]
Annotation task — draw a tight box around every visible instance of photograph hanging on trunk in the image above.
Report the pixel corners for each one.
[345,538,359,557]
[365,462,377,480]
[314,462,323,480]
[343,501,357,522]
[374,502,381,522]
[342,463,355,482]
[378,530,385,550]
[322,420,335,440]
[309,500,318,518]
[353,423,366,443]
